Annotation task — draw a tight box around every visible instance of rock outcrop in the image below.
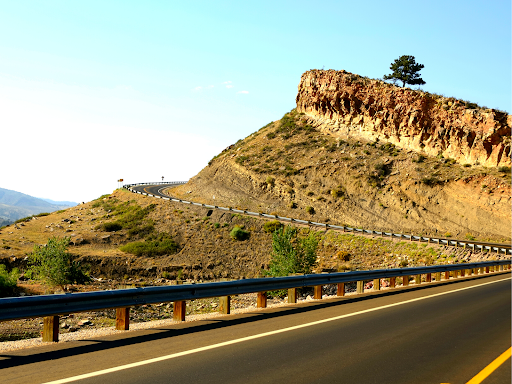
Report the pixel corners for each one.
[296,70,511,167]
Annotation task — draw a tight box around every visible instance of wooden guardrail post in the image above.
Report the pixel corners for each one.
[425,273,432,283]
[42,315,59,342]
[288,287,297,303]
[116,307,130,330]
[337,283,345,296]
[389,277,396,288]
[173,301,186,321]
[435,272,441,282]
[373,278,381,291]
[257,292,267,308]
[402,276,410,287]
[460,269,465,277]
[444,271,450,280]
[219,296,230,314]
[357,280,364,294]
[414,275,421,285]
[485,266,490,273]
[313,285,323,299]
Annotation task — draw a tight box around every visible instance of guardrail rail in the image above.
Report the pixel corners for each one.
[1,260,510,342]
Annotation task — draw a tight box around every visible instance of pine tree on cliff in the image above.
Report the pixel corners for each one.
[383,55,426,87]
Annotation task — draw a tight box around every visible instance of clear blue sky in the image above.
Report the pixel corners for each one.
[1,0,510,202]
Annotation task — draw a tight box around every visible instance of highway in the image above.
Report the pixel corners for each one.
[1,273,510,384]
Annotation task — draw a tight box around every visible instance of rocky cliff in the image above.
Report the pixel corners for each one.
[296,70,511,167]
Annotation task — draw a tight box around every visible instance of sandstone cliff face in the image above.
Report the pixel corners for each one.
[296,70,511,167]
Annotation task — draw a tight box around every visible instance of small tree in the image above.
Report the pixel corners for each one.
[383,55,425,87]
[265,226,318,277]
[29,237,90,291]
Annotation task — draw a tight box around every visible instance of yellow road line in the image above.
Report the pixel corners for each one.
[466,346,512,384]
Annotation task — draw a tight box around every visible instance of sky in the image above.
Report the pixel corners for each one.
[0,0,510,203]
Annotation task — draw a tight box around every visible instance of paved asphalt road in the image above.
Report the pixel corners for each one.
[1,273,510,384]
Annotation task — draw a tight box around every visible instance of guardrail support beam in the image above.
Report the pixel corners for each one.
[389,277,396,288]
[314,285,323,299]
[435,272,441,281]
[357,281,364,294]
[373,279,380,291]
[415,275,421,285]
[426,273,432,283]
[219,296,230,314]
[337,283,345,296]
[257,292,267,308]
[402,276,409,287]
[43,315,59,342]
[173,301,186,321]
[116,307,130,330]
[288,288,297,303]
[460,269,465,277]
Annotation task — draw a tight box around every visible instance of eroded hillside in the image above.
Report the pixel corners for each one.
[171,109,511,241]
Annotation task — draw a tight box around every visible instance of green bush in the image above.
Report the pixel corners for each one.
[498,166,511,173]
[266,176,275,186]
[264,226,318,279]
[230,226,250,241]
[29,237,90,290]
[305,206,315,214]
[120,234,179,257]
[102,222,123,232]
[264,220,283,234]
[0,264,19,297]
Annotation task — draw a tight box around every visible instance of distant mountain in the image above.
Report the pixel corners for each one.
[0,187,75,222]
[40,198,77,207]
[0,217,12,227]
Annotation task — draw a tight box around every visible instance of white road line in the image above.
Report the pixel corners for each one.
[43,277,511,384]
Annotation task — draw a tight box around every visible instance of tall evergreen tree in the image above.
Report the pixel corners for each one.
[383,55,425,87]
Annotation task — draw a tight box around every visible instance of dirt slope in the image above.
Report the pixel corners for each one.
[171,109,511,241]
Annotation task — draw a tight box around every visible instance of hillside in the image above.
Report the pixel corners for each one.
[0,187,75,222]
[169,71,511,241]
[0,188,503,286]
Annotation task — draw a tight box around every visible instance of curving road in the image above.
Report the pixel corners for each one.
[126,182,512,252]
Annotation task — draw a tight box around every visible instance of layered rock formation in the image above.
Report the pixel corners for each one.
[296,70,511,167]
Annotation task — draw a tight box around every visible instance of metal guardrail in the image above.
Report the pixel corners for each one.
[1,260,510,322]
[123,183,512,255]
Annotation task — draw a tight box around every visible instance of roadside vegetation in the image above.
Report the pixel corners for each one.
[0,264,19,297]
[29,236,91,291]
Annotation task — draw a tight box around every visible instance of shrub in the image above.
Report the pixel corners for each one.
[0,264,19,297]
[230,226,250,241]
[101,222,123,232]
[264,220,283,234]
[214,222,220,228]
[305,206,315,215]
[331,188,344,199]
[264,226,318,278]
[120,234,179,257]
[498,166,511,173]
[289,202,298,209]
[266,176,275,186]
[29,237,90,290]
[420,176,441,186]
